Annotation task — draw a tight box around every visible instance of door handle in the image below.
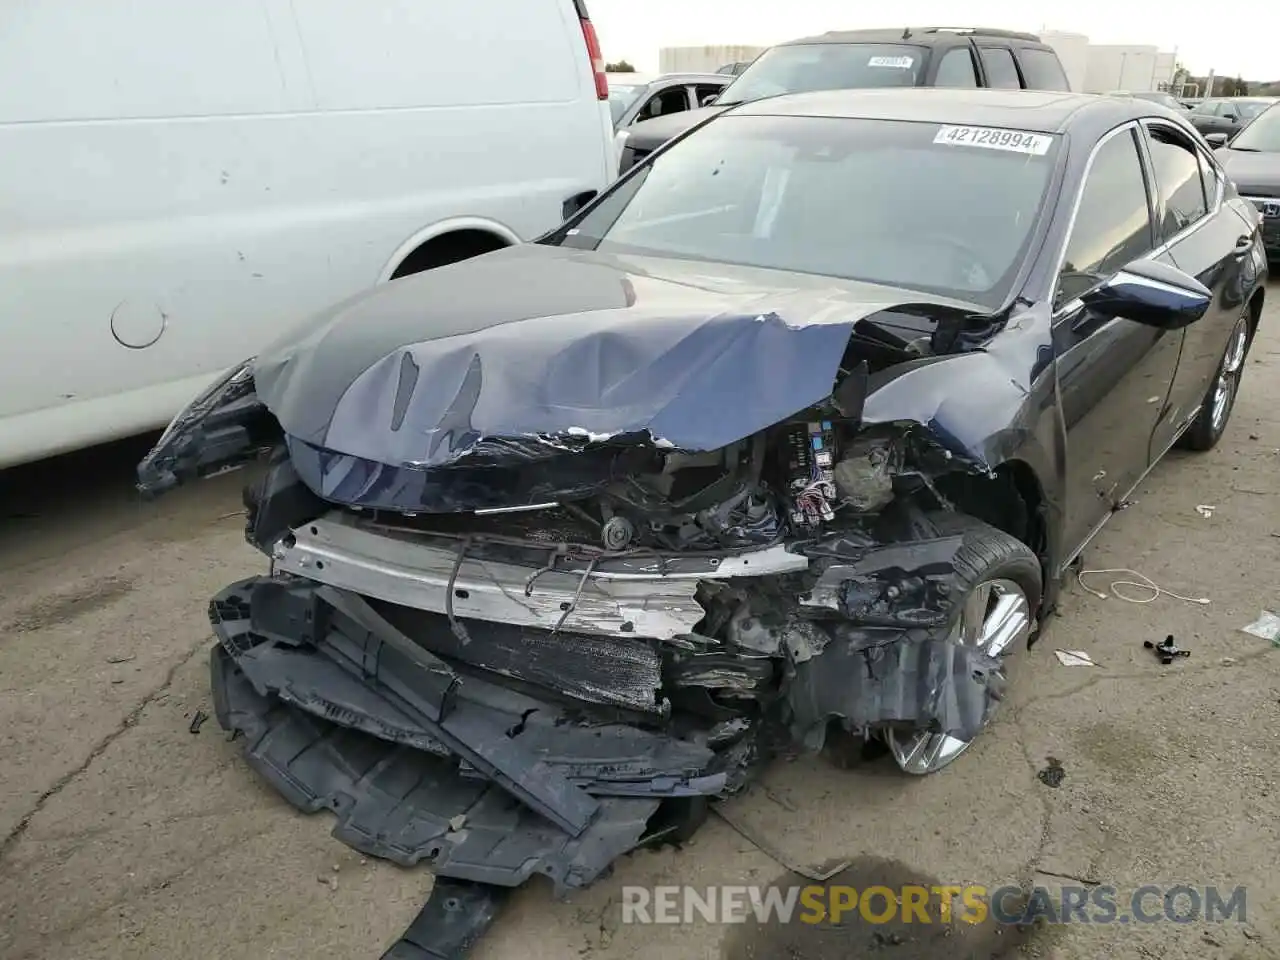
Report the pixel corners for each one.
[1232,235,1252,257]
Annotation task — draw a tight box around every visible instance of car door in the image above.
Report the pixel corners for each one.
[1191,100,1230,138]
[975,44,1022,89]
[629,84,692,125]
[1053,125,1185,561]
[692,82,726,108]
[1140,119,1252,455]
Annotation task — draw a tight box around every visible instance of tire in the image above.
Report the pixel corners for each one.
[1178,310,1251,452]
[883,511,1042,775]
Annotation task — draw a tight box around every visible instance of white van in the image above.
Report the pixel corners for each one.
[0,0,615,468]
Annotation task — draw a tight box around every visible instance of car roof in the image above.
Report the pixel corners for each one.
[781,26,1045,47]
[653,72,731,83]
[730,88,1158,135]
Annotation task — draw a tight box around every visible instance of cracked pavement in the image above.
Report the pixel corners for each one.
[1,283,1278,959]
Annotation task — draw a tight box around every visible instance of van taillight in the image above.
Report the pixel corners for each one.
[579,16,608,99]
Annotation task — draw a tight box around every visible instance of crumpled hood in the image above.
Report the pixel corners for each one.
[251,243,977,471]
[1217,149,1280,192]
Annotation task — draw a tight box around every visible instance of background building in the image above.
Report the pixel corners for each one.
[658,44,766,74]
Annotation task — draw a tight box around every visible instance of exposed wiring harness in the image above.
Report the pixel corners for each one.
[1076,567,1210,605]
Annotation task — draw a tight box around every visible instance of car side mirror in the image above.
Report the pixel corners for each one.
[701,94,719,107]
[1081,259,1212,329]
[1205,132,1229,148]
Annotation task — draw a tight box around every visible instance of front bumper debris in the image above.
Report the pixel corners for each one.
[210,575,728,888]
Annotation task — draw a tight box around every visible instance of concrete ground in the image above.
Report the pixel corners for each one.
[1,285,1278,960]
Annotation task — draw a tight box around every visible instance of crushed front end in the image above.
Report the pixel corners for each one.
[137,266,1035,954]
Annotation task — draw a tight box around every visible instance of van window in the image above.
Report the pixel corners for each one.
[290,0,580,110]
[934,49,979,88]
[0,0,289,121]
[979,48,1022,89]
[1017,48,1071,91]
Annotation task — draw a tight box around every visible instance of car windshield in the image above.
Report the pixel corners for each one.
[608,84,647,124]
[1230,103,1280,151]
[716,43,925,103]
[558,115,1060,308]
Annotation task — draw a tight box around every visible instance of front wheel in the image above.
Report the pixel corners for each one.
[884,513,1041,776]
[1179,311,1251,452]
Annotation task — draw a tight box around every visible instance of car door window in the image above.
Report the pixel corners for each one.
[694,83,724,105]
[1145,125,1208,239]
[1016,48,1070,91]
[1191,100,1219,116]
[1057,128,1155,306]
[979,47,1022,89]
[636,88,690,122]
[1196,148,1220,207]
[933,48,979,87]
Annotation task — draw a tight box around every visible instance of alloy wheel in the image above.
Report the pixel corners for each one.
[886,578,1032,775]
[1210,316,1249,435]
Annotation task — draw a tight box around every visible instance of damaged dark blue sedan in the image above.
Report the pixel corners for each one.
[138,89,1267,955]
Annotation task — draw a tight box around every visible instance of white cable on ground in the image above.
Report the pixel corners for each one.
[1076,567,1210,605]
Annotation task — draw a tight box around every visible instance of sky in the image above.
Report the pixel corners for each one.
[589,0,1273,81]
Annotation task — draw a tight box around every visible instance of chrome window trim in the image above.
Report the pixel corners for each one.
[1049,121,1148,320]
[1051,117,1223,321]
[1140,118,1221,253]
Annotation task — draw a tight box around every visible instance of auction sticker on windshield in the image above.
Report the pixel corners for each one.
[933,125,1054,156]
[868,56,914,68]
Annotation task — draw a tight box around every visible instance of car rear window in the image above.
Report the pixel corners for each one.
[716,43,925,103]
[563,114,1060,309]
[1017,48,1071,91]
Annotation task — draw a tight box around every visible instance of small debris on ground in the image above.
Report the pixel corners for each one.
[1243,926,1262,941]
[1037,757,1066,788]
[762,785,798,811]
[1195,504,1216,518]
[1241,611,1280,644]
[317,875,339,891]
[1220,657,1237,667]
[448,814,467,832]
[106,655,135,664]
[188,710,208,734]
[1054,650,1097,667]
[1144,635,1190,664]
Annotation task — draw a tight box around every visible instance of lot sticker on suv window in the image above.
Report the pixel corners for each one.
[868,56,914,68]
[933,125,1054,156]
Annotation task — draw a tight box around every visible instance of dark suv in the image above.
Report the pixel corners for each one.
[617,27,1071,173]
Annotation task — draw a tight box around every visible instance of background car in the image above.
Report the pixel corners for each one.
[1187,96,1278,140]
[607,72,730,129]
[1213,100,1280,263]
[1108,90,1188,111]
[615,26,1072,173]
